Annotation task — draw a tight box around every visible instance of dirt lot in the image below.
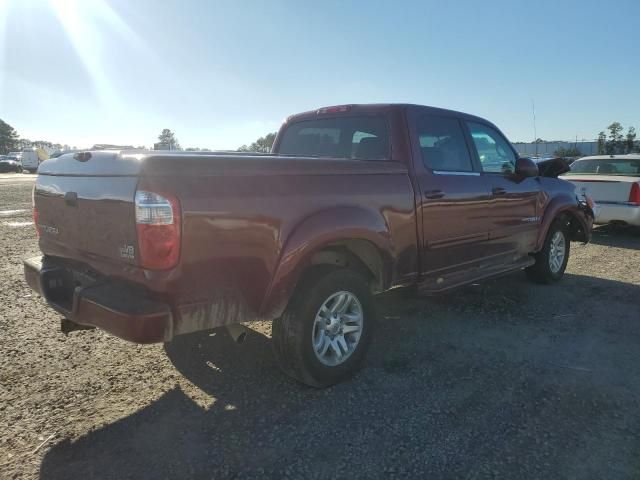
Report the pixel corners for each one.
[1,173,639,479]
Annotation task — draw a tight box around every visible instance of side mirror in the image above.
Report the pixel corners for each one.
[515,157,539,177]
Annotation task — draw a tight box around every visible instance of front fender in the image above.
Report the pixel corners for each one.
[536,193,593,251]
[260,206,393,318]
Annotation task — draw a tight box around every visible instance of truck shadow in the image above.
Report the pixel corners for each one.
[39,273,640,479]
[590,224,640,250]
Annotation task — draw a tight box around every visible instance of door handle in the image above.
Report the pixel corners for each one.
[491,187,507,196]
[424,189,445,200]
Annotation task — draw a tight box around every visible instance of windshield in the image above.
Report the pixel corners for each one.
[278,115,389,160]
[566,158,640,176]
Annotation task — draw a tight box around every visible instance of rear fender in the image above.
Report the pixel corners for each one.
[261,206,393,318]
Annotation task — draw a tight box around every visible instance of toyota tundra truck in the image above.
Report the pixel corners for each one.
[24,104,594,387]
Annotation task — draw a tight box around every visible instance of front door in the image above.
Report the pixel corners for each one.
[465,121,541,258]
[411,113,493,280]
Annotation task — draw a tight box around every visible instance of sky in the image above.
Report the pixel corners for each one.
[1,0,639,150]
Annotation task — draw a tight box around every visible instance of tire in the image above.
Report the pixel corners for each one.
[272,267,375,388]
[526,218,570,284]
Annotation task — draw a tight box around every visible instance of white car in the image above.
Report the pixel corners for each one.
[560,154,640,226]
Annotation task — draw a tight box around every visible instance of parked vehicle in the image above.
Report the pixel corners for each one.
[0,156,22,173]
[24,104,594,387]
[561,154,640,226]
[49,149,81,159]
[20,149,49,173]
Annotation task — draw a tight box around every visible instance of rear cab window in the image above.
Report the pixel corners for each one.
[277,116,390,160]
[566,159,640,176]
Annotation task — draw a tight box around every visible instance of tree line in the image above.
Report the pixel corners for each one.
[597,122,637,155]
[0,120,69,155]
[237,132,277,153]
[5,119,636,158]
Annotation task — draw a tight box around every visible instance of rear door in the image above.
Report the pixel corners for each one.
[465,121,541,257]
[409,112,493,276]
[22,152,39,170]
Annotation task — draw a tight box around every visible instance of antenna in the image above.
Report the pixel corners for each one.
[532,99,538,156]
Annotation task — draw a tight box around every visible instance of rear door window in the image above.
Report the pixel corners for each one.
[278,116,389,160]
[417,115,474,172]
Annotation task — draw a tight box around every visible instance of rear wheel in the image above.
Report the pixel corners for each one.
[272,268,375,388]
[526,219,570,284]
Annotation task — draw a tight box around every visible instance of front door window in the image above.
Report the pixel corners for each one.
[467,122,516,174]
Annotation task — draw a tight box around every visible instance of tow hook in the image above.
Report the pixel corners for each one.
[61,318,95,335]
[226,323,248,344]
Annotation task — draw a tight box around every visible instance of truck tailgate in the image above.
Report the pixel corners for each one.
[35,151,141,266]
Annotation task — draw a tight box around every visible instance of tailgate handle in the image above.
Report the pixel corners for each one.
[64,191,78,207]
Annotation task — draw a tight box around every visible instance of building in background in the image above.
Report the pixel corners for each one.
[514,141,598,157]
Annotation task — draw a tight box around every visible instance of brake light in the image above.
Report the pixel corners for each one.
[629,183,640,205]
[135,190,181,270]
[316,105,352,114]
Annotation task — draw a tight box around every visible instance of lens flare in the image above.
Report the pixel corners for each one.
[47,0,154,111]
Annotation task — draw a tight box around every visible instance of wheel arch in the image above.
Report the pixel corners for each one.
[536,195,591,251]
[261,206,394,319]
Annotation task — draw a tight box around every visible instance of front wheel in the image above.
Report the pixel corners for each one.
[272,268,375,388]
[526,219,570,284]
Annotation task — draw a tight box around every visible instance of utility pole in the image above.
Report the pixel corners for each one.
[532,99,538,157]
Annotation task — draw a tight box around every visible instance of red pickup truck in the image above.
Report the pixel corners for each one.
[24,104,594,387]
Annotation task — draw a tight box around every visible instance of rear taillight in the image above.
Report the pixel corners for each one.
[135,190,181,270]
[32,186,40,237]
[629,183,640,205]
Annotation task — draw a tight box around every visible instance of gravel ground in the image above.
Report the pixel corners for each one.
[1,174,639,479]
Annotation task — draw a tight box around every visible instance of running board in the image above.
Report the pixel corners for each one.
[418,257,535,295]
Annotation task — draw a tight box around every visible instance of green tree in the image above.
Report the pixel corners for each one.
[0,119,20,154]
[606,122,624,154]
[597,131,606,154]
[238,132,277,153]
[625,126,637,153]
[157,129,180,150]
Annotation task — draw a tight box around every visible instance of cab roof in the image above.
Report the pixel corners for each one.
[286,103,491,125]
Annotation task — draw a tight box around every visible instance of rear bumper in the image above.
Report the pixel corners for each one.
[594,202,640,226]
[24,256,173,343]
